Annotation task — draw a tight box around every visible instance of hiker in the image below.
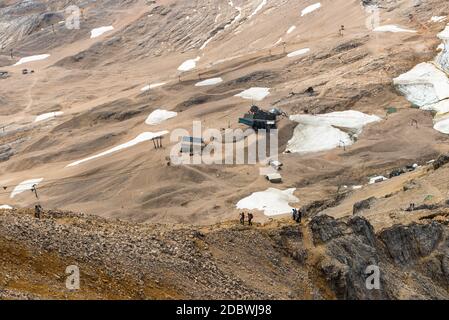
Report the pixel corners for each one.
[10,49,13,59]
[248,212,254,226]
[339,25,345,36]
[292,208,298,221]
[296,208,303,223]
[34,204,42,219]
[239,212,245,225]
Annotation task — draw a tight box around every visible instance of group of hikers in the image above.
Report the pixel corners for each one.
[292,208,303,224]
[238,207,304,226]
[239,212,254,226]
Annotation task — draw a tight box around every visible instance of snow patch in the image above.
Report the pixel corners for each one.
[393,62,449,107]
[287,48,310,57]
[90,26,114,38]
[373,25,416,33]
[236,188,299,216]
[141,82,166,92]
[286,124,352,154]
[421,99,449,115]
[235,87,270,101]
[195,77,223,86]
[66,131,169,167]
[0,205,13,210]
[301,3,321,16]
[286,111,381,154]
[430,16,447,23]
[289,110,381,133]
[369,176,388,184]
[34,111,63,123]
[287,26,296,34]
[14,54,50,66]
[11,178,43,198]
[434,117,449,134]
[249,0,267,19]
[178,57,200,72]
[145,110,177,125]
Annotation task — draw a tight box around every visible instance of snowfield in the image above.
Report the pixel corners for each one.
[145,109,177,125]
[178,57,200,72]
[34,111,64,123]
[90,26,114,38]
[235,87,270,101]
[195,77,223,86]
[301,3,321,16]
[393,62,449,107]
[14,54,50,66]
[10,178,43,198]
[373,25,416,33]
[66,131,169,167]
[236,188,299,216]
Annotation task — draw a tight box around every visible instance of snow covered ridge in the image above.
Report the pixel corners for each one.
[236,188,299,216]
[178,57,200,72]
[10,178,43,199]
[286,111,381,154]
[301,3,321,17]
[34,111,64,123]
[195,77,223,86]
[235,87,270,101]
[373,25,416,33]
[90,26,114,39]
[66,131,169,167]
[14,54,50,66]
[145,109,177,125]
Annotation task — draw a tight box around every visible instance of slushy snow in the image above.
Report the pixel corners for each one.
[236,188,299,216]
[373,25,416,33]
[178,57,200,72]
[301,3,321,16]
[287,48,310,57]
[34,111,64,123]
[66,131,169,167]
[195,77,223,86]
[145,109,177,125]
[14,54,50,66]
[10,178,43,198]
[235,87,270,101]
[90,26,114,38]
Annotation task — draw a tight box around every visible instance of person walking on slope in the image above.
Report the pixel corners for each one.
[247,212,254,226]
[239,212,245,225]
[34,204,43,219]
